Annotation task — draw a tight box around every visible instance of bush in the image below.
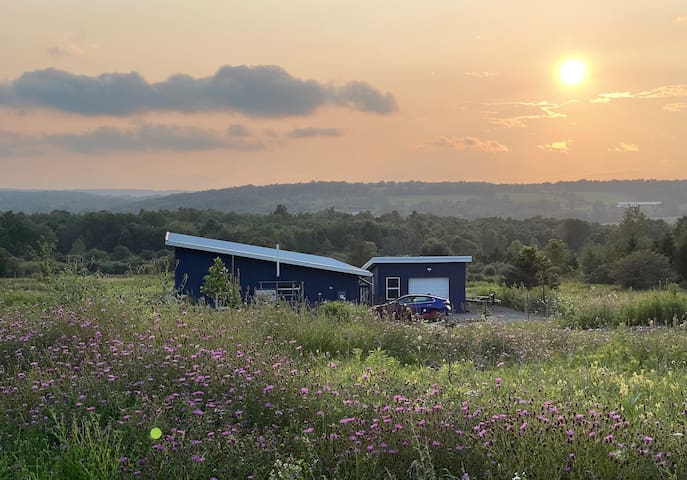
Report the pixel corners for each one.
[609,250,677,289]
[320,301,359,322]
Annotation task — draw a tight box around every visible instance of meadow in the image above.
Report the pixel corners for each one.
[1,275,687,479]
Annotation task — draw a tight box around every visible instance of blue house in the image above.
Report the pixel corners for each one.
[165,232,373,304]
[362,256,472,312]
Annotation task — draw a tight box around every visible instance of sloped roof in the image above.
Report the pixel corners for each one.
[165,232,372,277]
[361,256,472,270]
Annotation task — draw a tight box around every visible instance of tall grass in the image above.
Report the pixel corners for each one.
[558,286,687,328]
[2,277,687,478]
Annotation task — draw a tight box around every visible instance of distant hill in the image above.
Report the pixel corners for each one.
[122,180,687,223]
[2,180,686,222]
[0,189,182,213]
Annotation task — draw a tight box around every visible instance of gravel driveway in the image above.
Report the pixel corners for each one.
[450,305,550,323]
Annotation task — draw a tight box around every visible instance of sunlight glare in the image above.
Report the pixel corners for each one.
[559,59,586,85]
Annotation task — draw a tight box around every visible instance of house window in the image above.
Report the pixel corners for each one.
[385,277,400,300]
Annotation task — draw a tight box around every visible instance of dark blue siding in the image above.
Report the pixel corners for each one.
[369,262,468,312]
[174,247,362,304]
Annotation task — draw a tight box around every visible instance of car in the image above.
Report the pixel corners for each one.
[373,294,452,321]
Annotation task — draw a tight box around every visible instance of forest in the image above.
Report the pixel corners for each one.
[1,205,686,290]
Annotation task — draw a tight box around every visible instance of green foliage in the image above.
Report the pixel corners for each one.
[36,236,56,280]
[503,245,559,293]
[49,413,124,480]
[200,257,240,308]
[3,278,687,478]
[609,250,677,290]
[558,286,687,328]
[321,300,360,322]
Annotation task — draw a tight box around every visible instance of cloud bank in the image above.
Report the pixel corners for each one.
[0,124,265,155]
[288,127,341,138]
[419,136,509,152]
[0,65,397,117]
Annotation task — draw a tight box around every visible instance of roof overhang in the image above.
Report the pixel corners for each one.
[165,232,372,277]
[362,256,473,270]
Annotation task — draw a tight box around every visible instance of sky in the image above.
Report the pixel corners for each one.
[1,0,685,190]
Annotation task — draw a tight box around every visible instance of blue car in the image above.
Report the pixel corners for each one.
[374,294,452,321]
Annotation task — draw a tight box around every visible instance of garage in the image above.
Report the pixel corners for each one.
[408,277,449,299]
[363,256,472,312]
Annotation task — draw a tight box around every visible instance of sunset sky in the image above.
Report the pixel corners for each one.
[1,0,685,190]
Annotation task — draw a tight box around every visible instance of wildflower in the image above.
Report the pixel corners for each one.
[643,436,653,444]
[303,427,314,434]
[300,387,309,395]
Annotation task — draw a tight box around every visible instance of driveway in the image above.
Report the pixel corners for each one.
[449,305,550,323]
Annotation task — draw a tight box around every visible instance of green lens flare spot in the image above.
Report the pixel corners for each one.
[150,427,162,440]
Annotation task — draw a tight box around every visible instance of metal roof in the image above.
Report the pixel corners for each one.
[165,232,372,277]
[362,256,473,270]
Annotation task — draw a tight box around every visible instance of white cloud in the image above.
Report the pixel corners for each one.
[609,142,639,152]
[538,140,571,153]
[663,102,687,112]
[485,101,567,128]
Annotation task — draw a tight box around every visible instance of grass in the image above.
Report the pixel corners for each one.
[1,276,687,478]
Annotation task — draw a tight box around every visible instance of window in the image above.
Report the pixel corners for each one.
[385,277,400,300]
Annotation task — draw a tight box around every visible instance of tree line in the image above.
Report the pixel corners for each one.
[0,206,686,289]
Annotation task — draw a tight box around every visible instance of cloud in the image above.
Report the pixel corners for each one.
[674,16,687,25]
[226,124,253,137]
[288,127,341,138]
[663,102,687,112]
[0,123,265,155]
[485,101,567,128]
[464,71,497,79]
[0,65,397,117]
[46,35,93,57]
[609,142,639,152]
[419,136,509,152]
[538,140,571,153]
[594,85,687,103]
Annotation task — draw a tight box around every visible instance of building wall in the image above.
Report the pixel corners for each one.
[174,247,362,304]
[369,262,468,312]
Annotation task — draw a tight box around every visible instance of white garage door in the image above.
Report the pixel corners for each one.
[408,277,449,299]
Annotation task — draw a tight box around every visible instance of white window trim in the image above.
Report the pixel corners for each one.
[385,276,401,300]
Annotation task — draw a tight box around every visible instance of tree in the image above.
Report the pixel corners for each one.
[273,204,289,216]
[347,240,378,267]
[420,238,451,256]
[503,245,557,290]
[557,218,591,252]
[200,257,241,308]
[542,239,573,274]
[70,238,86,256]
[0,247,20,277]
[609,250,677,289]
[616,205,649,254]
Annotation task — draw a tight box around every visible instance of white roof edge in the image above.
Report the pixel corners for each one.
[362,256,473,269]
[165,232,372,277]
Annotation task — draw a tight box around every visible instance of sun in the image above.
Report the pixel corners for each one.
[559,59,586,85]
